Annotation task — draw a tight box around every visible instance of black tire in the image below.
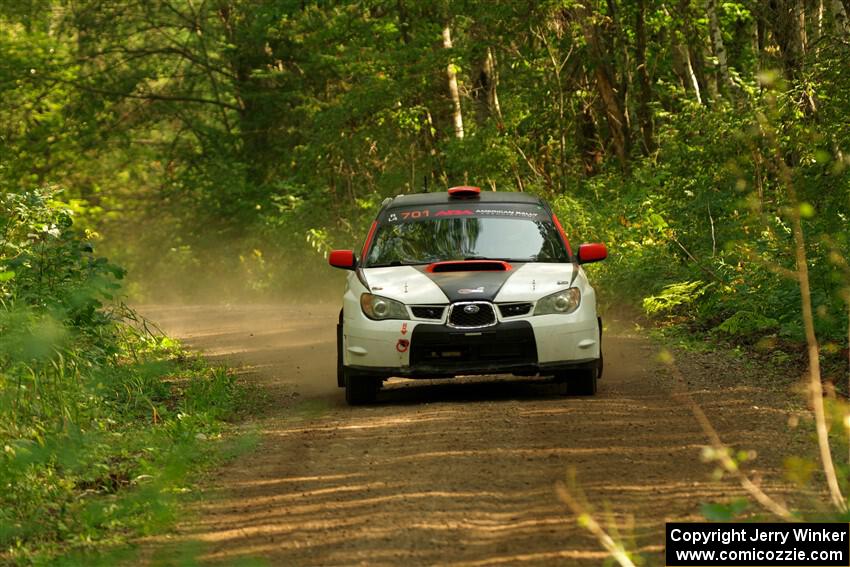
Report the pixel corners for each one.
[597,316,604,380]
[556,364,599,397]
[336,309,344,388]
[344,372,378,405]
[556,376,570,396]
[569,366,598,396]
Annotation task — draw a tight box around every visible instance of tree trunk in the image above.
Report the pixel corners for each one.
[539,26,570,192]
[442,25,464,140]
[770,0,808,80]
[605,0,631,133]
[580,3,629,169]
[396,0,411,44]
[485,48,502,123]
[473,47,502,126]
[754,0,767,72]
[593,67,628,168]
[682,46,703,104]
[636,0,656,154]
[832,0,850,35]
[675,0,707,103]
[576,76,602,176]
[814,0,824,55]
[794,0,807,63]
[218,3,275,191]
[707,0,733,94]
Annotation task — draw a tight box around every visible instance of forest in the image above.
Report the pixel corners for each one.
[2,0,850,564]
[2,0,849,336]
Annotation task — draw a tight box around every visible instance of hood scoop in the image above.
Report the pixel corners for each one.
[426,260,512,273]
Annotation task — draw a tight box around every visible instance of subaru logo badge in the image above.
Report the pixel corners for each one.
[463,304,480,314]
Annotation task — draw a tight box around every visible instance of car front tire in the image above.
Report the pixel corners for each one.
[336,310,345,387]
[569,367,598,396]
[344,371,378,405]
[556,363,599,397]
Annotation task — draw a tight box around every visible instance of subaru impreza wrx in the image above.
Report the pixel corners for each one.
[328,186,607,404]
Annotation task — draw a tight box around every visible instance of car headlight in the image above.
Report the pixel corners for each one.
[360,293,410,320]
[534,288,581,315]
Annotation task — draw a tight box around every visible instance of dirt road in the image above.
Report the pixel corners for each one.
[144,304,805,566]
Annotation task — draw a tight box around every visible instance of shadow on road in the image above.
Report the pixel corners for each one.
[140,304,803,566]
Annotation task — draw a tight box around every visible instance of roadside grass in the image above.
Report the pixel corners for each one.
[0,339,257,566]
[644,318,849,398]
[557,329,833,566]
[570,311,849,564]
[0,189,261,564]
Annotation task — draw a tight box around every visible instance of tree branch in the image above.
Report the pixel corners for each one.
[49,77,241,111]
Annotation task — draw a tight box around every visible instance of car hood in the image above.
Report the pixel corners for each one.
[361,263,577,304]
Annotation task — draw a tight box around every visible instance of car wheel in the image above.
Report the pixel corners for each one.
[344,372,378,405]
[556,365,599,397]
[569,366,598,396]
[336,309,344,388]
[556,376,570,396]
[597,317,604,380]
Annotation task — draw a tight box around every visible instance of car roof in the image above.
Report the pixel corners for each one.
[386,190,545,209]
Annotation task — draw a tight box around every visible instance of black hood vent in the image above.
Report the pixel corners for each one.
[427,260,511,273]
[417,262,522,302]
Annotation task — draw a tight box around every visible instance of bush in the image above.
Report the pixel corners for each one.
[0,189,241,563]
[642,281,712,318]
[712,311,779,339]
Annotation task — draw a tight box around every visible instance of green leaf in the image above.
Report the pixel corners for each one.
[700,499,749,521]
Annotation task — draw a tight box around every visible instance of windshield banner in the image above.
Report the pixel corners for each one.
[382,204,548,224]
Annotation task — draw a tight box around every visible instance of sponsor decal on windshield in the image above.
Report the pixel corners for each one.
[384,205,546,224]
[473,208,539,218]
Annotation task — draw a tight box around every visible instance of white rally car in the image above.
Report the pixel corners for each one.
[328,186,607,404]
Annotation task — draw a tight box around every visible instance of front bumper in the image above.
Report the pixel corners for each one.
[346,359,599,379]
[343,311,600,380]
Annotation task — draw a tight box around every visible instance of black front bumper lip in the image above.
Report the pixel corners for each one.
[345,359,599,380]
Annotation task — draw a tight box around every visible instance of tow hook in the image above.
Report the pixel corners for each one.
[396,339,410,353]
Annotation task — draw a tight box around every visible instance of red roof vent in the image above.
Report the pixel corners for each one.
[448,186,481,198]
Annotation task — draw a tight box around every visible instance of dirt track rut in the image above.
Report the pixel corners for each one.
[143,304,805,566]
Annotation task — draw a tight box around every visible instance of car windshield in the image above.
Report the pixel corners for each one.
[364,216,569,267]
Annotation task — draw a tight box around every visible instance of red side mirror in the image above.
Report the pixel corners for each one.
[577,243,607,264]
[328,249,356,270]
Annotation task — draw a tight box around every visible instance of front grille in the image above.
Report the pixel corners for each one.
[409,321,538,370]
[448,302,496,328]
[498,302,533,317]
[411,305,445,319]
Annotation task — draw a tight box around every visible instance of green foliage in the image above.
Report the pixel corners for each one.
[700,499,749,522]
[642,281,711,317]
[0,4,849,563]
[580,86,849,347]
[1,1,847,331]
[713,311,779,339]
[0,189,242,563]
